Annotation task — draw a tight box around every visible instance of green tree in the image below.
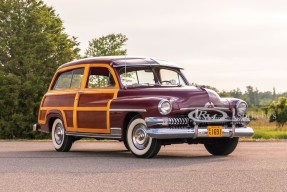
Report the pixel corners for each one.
[272,87,277,101]
[85,33,128,57]
[229,88,243,99]
[0,0,80,139]
[219,91,230,97]
[269,97,287,128]
[245,86,259,106]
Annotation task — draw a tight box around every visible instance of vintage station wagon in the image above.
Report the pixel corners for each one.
[33,56,254,158]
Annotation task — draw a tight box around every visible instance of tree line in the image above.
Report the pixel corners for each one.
[214,86,286,107]
[0,0,286,139]
[214,86,287,128]
[0,0,127,139]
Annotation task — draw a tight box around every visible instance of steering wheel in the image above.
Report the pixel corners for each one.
[161,80,172,85]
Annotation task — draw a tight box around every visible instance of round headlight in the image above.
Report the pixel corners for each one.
[158,99,172,115]
[236,101,247,116]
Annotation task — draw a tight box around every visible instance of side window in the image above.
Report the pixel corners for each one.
[87,67,115,88]
[120,70,138,86]
[160,69,186,86]
[53,68,84,90]
[70,68,84,88]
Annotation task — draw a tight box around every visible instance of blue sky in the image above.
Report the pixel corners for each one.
[44,0,287,92]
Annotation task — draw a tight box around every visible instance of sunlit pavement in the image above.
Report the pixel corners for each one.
[0,141,286,192]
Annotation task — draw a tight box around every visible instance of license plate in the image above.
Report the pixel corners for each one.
[208,126,223,137]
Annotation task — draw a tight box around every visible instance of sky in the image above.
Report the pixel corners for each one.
[43,0,287,92]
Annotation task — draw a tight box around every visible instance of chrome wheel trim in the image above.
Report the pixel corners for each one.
[52,119,66,149]
[54,123,64,145]
[132,124,150,150]
[127,118,152,156]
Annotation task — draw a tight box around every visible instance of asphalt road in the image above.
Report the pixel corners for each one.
[0,141,286,192]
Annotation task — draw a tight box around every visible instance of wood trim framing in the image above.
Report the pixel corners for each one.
[38,63,120,134]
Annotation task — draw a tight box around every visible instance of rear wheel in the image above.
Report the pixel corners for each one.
[52,118,73,152]
[204,137,239,156]
[126,116,161,158]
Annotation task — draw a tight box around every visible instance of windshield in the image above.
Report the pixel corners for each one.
[118,67,187,87]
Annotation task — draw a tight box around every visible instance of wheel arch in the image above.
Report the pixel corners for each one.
[122,112,142,139]
[46,110,65,133]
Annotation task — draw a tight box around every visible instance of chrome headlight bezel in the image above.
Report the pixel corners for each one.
[236,101,248,116]
[158,99,172,115]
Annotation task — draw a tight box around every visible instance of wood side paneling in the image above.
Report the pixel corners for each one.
[42,94,75,107]
[39,110,47,121]
[64,110,73,127]
[78,93,114,107]
[77,111,106,129]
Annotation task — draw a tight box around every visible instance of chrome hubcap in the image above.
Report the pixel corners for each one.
[54,123,64,145]
[132,124,149,150]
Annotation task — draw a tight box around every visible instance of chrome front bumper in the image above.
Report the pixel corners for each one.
[146,127,254,139]
[145,117,254,139]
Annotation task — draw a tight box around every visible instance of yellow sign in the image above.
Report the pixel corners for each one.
[208,126,223,137]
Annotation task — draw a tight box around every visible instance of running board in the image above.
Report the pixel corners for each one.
[66,128,122,140]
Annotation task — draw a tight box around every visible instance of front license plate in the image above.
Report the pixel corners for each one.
[208,126,223,137]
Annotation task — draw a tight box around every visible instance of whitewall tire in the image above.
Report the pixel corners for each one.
[126,116,161,158]
[51,118,73,152]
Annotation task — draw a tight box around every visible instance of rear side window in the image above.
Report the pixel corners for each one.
[87,67,115,88]
[53,68,84,90]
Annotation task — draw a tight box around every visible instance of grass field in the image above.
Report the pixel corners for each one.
[250,121,287,139]
[248,110,287,139]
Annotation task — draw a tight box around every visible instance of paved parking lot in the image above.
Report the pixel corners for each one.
[0,141,286,192]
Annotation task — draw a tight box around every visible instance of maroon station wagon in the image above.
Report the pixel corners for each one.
[33,56,254,158]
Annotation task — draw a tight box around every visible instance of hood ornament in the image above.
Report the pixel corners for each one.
[204,102,214,108]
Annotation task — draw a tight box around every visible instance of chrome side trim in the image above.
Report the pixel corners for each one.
[66,128,122,139]
[146,127,254,139]
[180,107,230,111]
[110,127,122,135]
[110,109,147,112]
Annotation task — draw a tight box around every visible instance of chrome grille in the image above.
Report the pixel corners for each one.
[168,117,190,125]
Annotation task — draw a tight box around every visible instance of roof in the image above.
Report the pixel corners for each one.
[58,56,183,70]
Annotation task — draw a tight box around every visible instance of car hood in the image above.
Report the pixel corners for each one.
[117,86,230,109]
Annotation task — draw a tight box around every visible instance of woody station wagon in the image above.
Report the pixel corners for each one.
[33,56,254,158]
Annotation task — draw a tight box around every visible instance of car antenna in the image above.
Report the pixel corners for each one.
[124,54,127,89]
[125,55,127,77]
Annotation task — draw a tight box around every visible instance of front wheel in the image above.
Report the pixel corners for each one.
[52,118,73,152]
[204,137,239,156]
[126,116,161,158]
[123,139,130,151]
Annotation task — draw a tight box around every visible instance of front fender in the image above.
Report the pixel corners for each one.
[110,96,178,118]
